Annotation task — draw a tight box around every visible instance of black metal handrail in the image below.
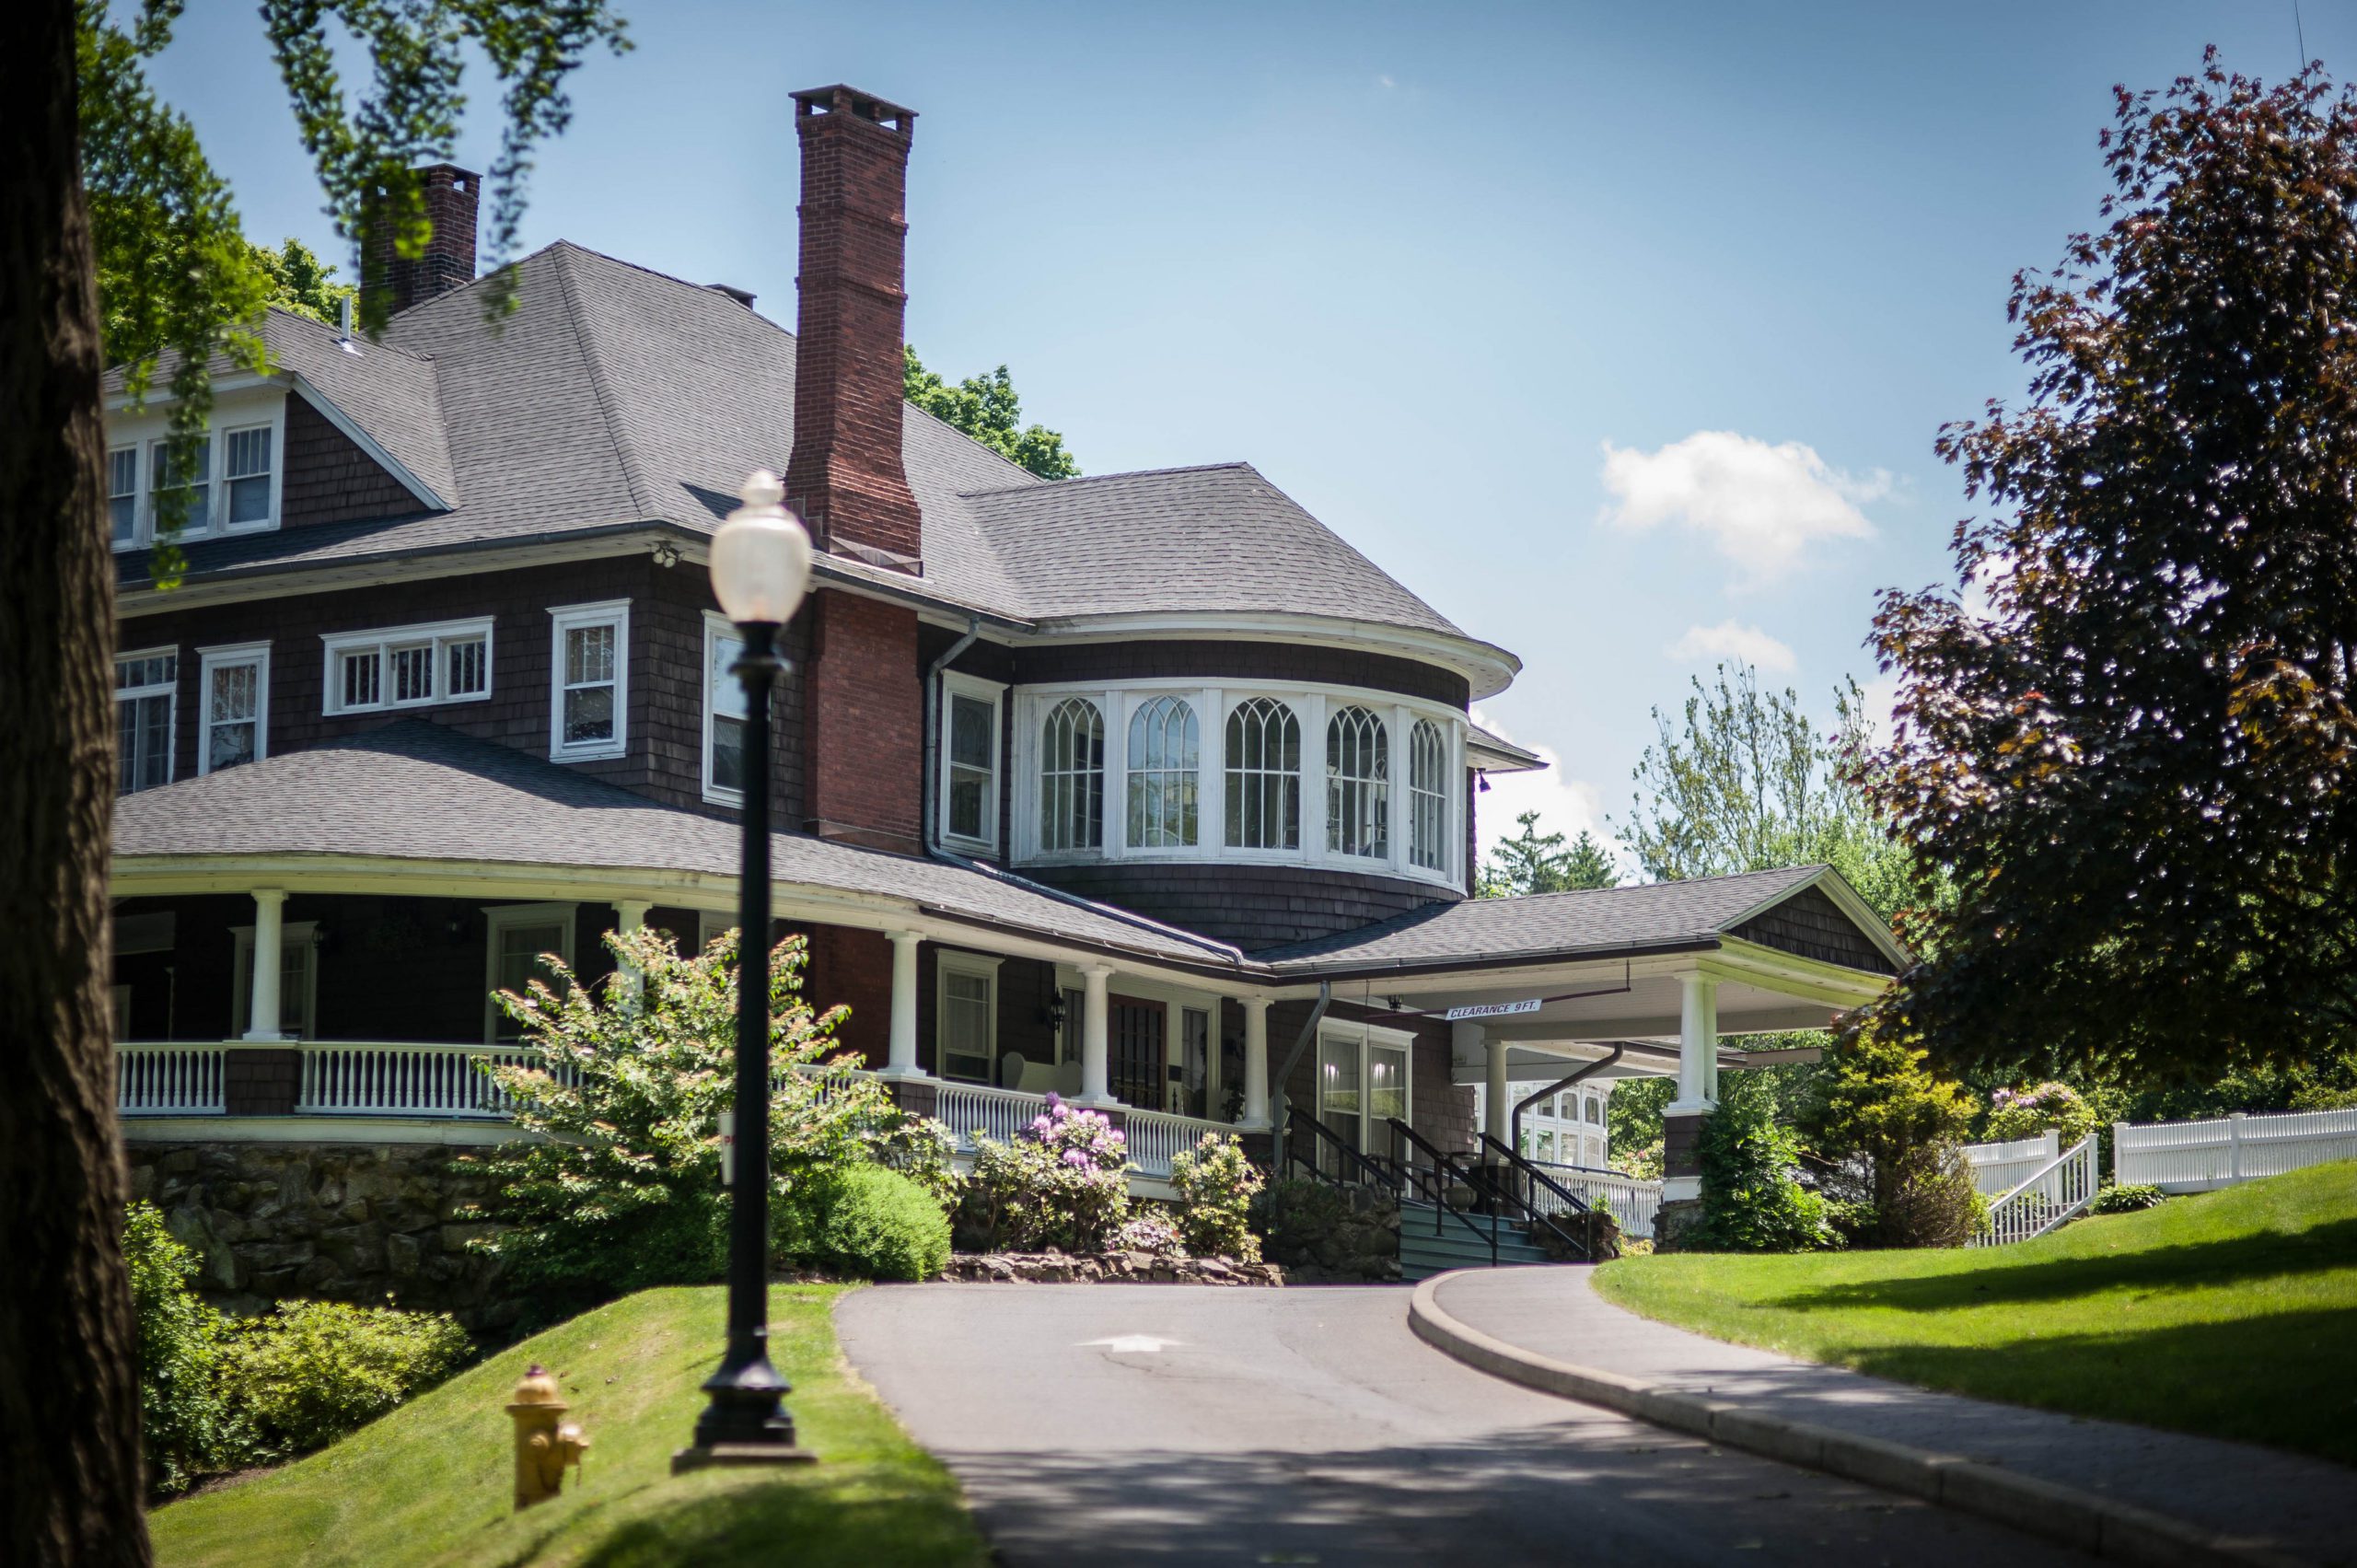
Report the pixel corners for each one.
[1384,1119,1501,1265]
[1283,1106,1399,1193]
[1479,1132,1596,1260]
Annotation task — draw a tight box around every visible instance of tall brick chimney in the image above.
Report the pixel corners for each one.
[784,86,923,572]
[361,163,480,319]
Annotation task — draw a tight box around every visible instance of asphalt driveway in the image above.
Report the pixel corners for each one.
[835,1282,2096,1567]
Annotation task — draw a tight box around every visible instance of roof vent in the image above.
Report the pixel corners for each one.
[707,283,757,308]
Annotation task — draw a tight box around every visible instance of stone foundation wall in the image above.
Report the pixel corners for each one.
[126,1140,521,1332]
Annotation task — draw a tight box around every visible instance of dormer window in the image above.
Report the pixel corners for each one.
[104,401,286,550]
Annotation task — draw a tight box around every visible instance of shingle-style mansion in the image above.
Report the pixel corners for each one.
[105,87,1904,1241]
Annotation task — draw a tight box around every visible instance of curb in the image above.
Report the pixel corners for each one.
[1407,1272,2315,1568]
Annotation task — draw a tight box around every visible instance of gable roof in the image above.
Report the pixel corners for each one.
[110,721,1246,970]
[1251,865,1908,974]
[107,242,1512,687]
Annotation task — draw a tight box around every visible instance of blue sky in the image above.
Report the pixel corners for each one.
[144,1,2349,865]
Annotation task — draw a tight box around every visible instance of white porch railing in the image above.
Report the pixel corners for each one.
[1526,1161,1666,1240]
[2114,1108,2357,1192]
[117,1043,226,1115]
[925,1080,1241,1179]
[1122,1106,1240,1179]
[297,1042,544,1118]
[1973,1133,2098,1247]
[1961,1131,2061,1197]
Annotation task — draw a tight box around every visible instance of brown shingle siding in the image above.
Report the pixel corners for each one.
[280,393,425,528]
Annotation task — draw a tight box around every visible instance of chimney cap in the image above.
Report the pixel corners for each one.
[789,84,916,135]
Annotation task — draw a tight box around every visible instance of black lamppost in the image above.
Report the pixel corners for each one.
[674,470,815,1472]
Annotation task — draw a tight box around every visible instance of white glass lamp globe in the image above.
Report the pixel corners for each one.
[709,470,814,626]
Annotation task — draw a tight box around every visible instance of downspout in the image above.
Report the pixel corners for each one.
[1511,1045,1624,1167]
[1267,981,1332,1178]
[921,617,983,854]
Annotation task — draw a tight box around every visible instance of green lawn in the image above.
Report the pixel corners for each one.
[150,1284,988,1568]
[1595,1161,2357,1467]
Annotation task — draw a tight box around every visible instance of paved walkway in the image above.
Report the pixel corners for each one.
[839,1282,2095,1567]
[1431,1266,2356,1567]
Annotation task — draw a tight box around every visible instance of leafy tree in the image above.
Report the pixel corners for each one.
[1477,809,1618,898]
[904,343,1080,479]
[1803,1029,1980,1248]
[1860,56,2357,1083]
[249,236,354,325]
[1687,1072,1838,1252]
[5,6,626,1554]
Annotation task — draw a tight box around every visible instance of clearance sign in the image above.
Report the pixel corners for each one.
[1442,998,1543,1022]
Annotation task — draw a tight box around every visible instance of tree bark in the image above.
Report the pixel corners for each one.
[0,2,152,1562]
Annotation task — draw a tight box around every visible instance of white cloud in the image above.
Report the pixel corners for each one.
[1376,74,1397,88]
[1598,430,1887,579]
[1469,708,1620,873]
[1666,620,1797,674]
[1856,672,1903,740]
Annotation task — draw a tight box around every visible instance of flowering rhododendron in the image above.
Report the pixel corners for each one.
[960,1092,1132,1253]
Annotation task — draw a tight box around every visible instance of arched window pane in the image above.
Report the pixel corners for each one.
[1326,705,1389,858]
[1224,697,1300,850]
[1126,695,1199,848]
[1039,698,1105,852]
[1409,718,1448,871]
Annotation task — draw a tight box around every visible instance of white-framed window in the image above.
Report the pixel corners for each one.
[115,647,178,796]
[1038,697,1104,853]
[549,600,629,761]
[322,617,493,715]
[935,951,1004,1084]
[1325,704,1389,859]
[1225,696,1301,850]
[939,672,1003,852]
[484,902,576,1043]
[1409,717,1449,871]
[702,612,749,805]
[1127,695,1200,849]
[232,921,319,1040]
[105,399,288,550]
[197,642,270,774]
[1316,1019,1413,1172]
[108,447,140,547]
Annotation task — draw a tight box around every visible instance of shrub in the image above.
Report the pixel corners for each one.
[958,1094,1131,1253]
[2091,1181,2167,1214]
[1167,1132,1265,1261]
[1986,1082,2102,1150]
[468,925,950,1301]
[217,1300,471,1459]
[1691,1084,1838,1252]
[1113,1210,1187,1257]
[781,1163,952,1281]
[126,1202,237,1494]
[1804,1028,1980,1248]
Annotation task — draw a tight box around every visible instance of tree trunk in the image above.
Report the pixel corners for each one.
[0,2,152,1562]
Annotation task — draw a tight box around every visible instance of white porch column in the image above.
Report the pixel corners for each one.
[1242,998,1271,1126]
[882,930,923,1077]
[1669,971,1720,1114]
[1482,1028,1510,1149]
[613,899,653,1002]
[243,889,287,1041]
[1079,963,1113,1104]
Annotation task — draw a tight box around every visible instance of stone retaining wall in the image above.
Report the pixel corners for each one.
[941,1251,1284,1285]
[126,1140,520,1331]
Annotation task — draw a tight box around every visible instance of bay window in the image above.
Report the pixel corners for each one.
[1038,697,1104,852]
[1325,704,1388,859]
[1409,718,1448,871]
[1225,697,1301,850]
[1126,695,1199,848]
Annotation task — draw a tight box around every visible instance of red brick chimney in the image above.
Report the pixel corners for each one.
[362,163,480,319]
[784,86,923,573]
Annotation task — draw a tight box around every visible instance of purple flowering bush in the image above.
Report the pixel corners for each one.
[1113,1210,1186,1257]
[1986,1082,2101,1150]
[959,1094,1132,1254]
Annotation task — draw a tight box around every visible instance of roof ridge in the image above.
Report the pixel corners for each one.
[550,244,656,520]
[1479,864,1828,907]
[958,459,1253,499]
[264,304,441,368]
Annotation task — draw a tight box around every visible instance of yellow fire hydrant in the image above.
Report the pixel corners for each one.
[506,1365,589,1510]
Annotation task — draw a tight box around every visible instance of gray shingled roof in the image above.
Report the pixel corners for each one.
[111,722,1245,969]
[108,243,1496,665]
[1251,865,1835,970]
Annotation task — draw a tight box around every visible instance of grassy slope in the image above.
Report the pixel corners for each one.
[1594,1162,2357,1466]
[150,1284,987,1568]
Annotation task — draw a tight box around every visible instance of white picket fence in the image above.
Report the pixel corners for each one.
[1973,1132,2099,1247]
[1962,1131,2061,1197]
[2114,1107,2357,1192]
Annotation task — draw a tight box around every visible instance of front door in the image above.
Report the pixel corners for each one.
[1110,997,1165,1109]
